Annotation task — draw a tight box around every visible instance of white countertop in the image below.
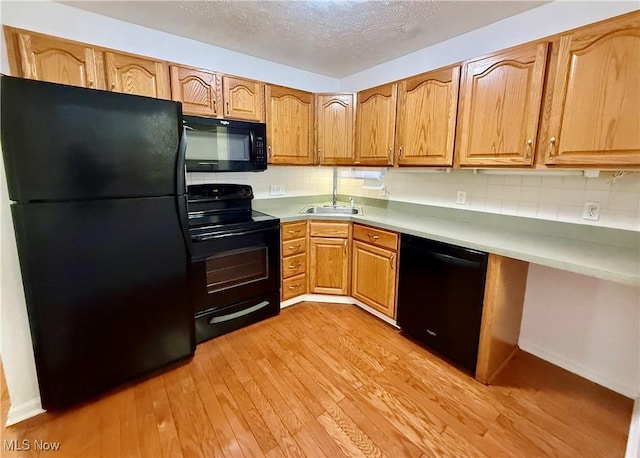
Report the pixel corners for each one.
[255,197,640,287]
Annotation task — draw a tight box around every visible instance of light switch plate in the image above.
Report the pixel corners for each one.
[270,184,285,196]
[456,190,467,205]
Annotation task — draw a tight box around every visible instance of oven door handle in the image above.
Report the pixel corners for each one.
[209,300,270,324]
[193,226,274,241]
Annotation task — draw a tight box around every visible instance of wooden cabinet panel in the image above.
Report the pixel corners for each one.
[281,221,307,241]
[352,241,397,318]
[282,252,306,279]
[545,14,640,166]
[309,237,350,295]
[170,65,219,117]
[352,224,398,251]
[222,76,264,122]
[282,274,307,300]
[282,236,306,257]
[396,66,460,166]
[8,28,104,89]
[266,85,314,164]
[309,221,350,238]
[316,93,355,165]
[456,43,548,166]
[355,83,397,165]
[105,52,170,99]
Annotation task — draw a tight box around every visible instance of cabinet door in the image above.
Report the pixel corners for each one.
[266,85,315,164]
[355,83,397,165]
[170,65,219,117]
[316,93,355,165]
[352,241,397,318]
[105,52,170,99]
[545,14,640,166]
[396,66,460,166]
[222,76,265,122]
[456,42,548,166]
[10,29,104,89]
[309,237,350,295]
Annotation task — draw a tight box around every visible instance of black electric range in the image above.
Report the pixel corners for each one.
[186,184,281,343]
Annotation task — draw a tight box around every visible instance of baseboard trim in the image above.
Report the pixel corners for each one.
[519,338,639,399]
[5,397,45,427]
[626,398,640,458]
[280,294,399,328]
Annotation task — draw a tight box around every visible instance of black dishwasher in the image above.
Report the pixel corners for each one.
[397,234,488,374]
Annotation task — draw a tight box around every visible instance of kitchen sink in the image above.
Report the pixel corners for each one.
[300,205,362,215]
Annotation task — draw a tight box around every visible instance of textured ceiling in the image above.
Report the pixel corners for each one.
[60,1,547,77]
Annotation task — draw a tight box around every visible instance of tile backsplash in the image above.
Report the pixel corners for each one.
[186,166,334,199]
[187,167,640,232]
[341,169,640,231]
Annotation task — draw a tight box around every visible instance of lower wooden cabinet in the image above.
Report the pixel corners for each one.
[280,222,308,301]
[351,224,399,318]
[308,221,351,295]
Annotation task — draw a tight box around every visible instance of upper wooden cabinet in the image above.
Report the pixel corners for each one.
[316,93,356,165]
[222,76,265,122]
[170,65,219,117]
[395,66,461,167]
[266,84,315,165]
[544,13,640,166]
[456,42,548,167]
[355,83,397,166]
[5,27,105,90]
[104,52,170,99]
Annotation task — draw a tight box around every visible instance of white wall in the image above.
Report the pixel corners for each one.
[0,0,339,92]
[340,1,640,91]
[520,265,639,398]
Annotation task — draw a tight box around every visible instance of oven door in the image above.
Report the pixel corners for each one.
[190,224,280,313]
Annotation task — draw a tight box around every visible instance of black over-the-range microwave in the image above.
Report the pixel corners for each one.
[183,115,267,172]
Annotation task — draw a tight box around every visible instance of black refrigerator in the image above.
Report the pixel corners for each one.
[0,75,195,410]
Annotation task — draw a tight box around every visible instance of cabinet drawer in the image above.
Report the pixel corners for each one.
[309,221,350,238]
[282,237,306,256]
[353,224,398,251]
[282,273,306,300]
[281,221,307,241]
[282,252,306,278]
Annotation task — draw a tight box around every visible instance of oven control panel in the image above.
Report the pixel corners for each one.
[187,184,254,201]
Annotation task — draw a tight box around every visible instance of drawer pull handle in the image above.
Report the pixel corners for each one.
[288,284,301,290]
[288,229,301,235]
[288,263,301,270]
[288,244,301,250]
[368,233,380,241]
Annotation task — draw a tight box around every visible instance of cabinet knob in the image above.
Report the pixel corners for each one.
[367,233,380,241]
[110,82,116,90]
[213,99,217,115]
[549,137,557,158]
[226,100,230,115]
[88,79,94,87]
[525,138,533,159]
[388,148,393,164]
[268,145,273,159]
[389,254,395,268]
[398,146,403,159]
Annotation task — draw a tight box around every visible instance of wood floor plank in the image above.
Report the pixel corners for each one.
[1,302,632,458]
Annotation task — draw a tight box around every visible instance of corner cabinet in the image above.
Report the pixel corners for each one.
[170,65,219,117]
[544,13,640,166]
[395,65,461,167]
[266,85,315,164]
[5,27,105,90]
[351,224,398,319]
[316,93,356,165]
[308,221,351,295]
[222,76,265,122]
[355,83,397,166]
[456,42,548,167]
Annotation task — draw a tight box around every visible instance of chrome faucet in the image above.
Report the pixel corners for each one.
[332,167,338,207]
[349,197,354,208]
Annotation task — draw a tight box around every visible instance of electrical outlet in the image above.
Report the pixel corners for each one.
[582,202,600,221]
[379,186,386,196]
[456,190,467,205]
[269,184,285,196]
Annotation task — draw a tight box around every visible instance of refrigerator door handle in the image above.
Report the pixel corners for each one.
[176,127,192,255]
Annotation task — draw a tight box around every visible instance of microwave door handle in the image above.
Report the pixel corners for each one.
[249,130,255,153]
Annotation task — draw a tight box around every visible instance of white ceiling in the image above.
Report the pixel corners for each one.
[60,1,548,78]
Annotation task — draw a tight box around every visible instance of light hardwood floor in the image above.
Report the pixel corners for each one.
[1,302,633,457]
